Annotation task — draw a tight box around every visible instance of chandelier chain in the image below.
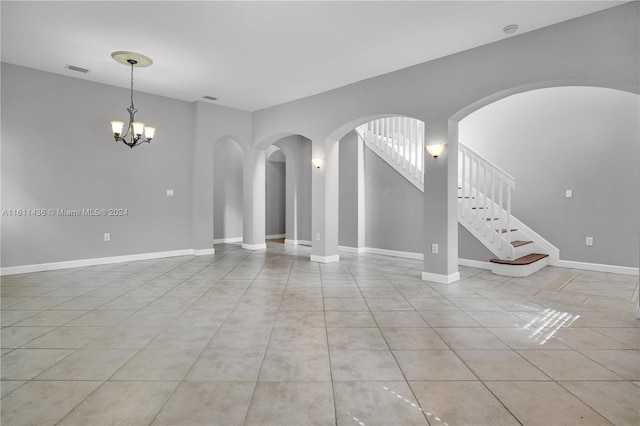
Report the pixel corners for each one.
[130,63,135,109]
[110,51,155,148]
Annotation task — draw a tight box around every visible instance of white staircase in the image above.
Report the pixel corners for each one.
[357,117,425,191]
[356,117,558,277]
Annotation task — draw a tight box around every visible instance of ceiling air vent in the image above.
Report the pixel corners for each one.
[65,65,90,73]
[202,95,218,101]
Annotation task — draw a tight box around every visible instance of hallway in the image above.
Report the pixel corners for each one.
[1,242,638,425]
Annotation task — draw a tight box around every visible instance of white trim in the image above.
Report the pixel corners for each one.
[284,239,312,246]
[193,248,215,256]
[266,234,285,239]
[0,248,214,276]
[364,247,423,260]
[458,258,492,270]
[555,259,639,276]
[241,243,267,250]
[213,237,243,244]
[310,254,340,263]
[422,271,461,284]
[338,245,366,254]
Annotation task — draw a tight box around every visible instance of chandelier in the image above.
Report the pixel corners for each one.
[110,51,156,148]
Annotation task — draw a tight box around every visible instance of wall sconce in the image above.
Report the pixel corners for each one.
[312,158,324,169]
[426,144,445,158]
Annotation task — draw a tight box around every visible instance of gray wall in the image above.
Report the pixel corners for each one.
[364,147,424,254]
[338,131,359,247]
[458,226,494,261]
[266,153,286,236]
[213,139,244,240]
[250,2,638,274]
[1,63,194,266]
[460,86,640,267]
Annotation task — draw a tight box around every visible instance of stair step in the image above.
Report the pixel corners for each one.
[495,228,518,233]
[471,207,485,209]
[485,218,500,221]
[511,240,532,248]
[458,196,475,199]
[490,253,549,265]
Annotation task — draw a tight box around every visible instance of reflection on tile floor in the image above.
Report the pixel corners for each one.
[1,241,638,425]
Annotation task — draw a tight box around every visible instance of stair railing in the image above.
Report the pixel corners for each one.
[458,142,515,259]
[356,117,425,189]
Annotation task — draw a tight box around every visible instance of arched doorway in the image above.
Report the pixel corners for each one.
[456,86,640,269]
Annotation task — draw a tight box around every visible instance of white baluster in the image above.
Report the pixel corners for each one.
[415,119,420,179]
[460,147,466,219]
[483,162,489,235]
[490,171,496,243]
[506,183,512,259]
[498,176,504,251]
[391,117,396,159]
[403,117,408,172]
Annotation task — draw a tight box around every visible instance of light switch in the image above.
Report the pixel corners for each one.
[565,189,573,198]
[166,189,174,197]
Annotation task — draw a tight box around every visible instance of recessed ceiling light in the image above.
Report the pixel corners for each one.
[65,64,90,73]
[202,95,219,101]
[503,24,519,35]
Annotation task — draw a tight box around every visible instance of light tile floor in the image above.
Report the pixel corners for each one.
[1,241,638,425]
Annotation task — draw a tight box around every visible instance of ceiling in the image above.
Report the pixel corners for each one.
[1,1,626,111]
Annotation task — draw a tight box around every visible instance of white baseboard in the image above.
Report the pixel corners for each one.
[338,246,422,260]
[338,246,366,254]
[0,248,215,276]
[284,239,312,246]
[422,271,461,284]
[366,247,423,260]
[193,248,215,256]
[458,258,493,270]
[310,254,340,263]
[213,237,242,244]
[266,234,285,239]
[554,259,639,276]
[242,243,267,250]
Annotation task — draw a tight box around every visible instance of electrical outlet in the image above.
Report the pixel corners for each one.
[585,237,593,246]
[104,233,111,242]
[431,243,439,254]
[166,189,174,197]
[316,233,321,241]
[565,189,573,198]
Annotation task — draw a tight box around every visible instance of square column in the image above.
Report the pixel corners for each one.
[310,138,340,263]
[242,148,267,250]
[422,123,460,284]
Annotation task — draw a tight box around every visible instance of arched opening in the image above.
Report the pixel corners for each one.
[455,86,639,269]
[328,114,428,261]
[213,136,244,246]
[252,134,313,253]
[265,148,286,241]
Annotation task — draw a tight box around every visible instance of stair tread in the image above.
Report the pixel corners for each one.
[511,240,533,247]
[496,228,518,233]
[490,253,548,265]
